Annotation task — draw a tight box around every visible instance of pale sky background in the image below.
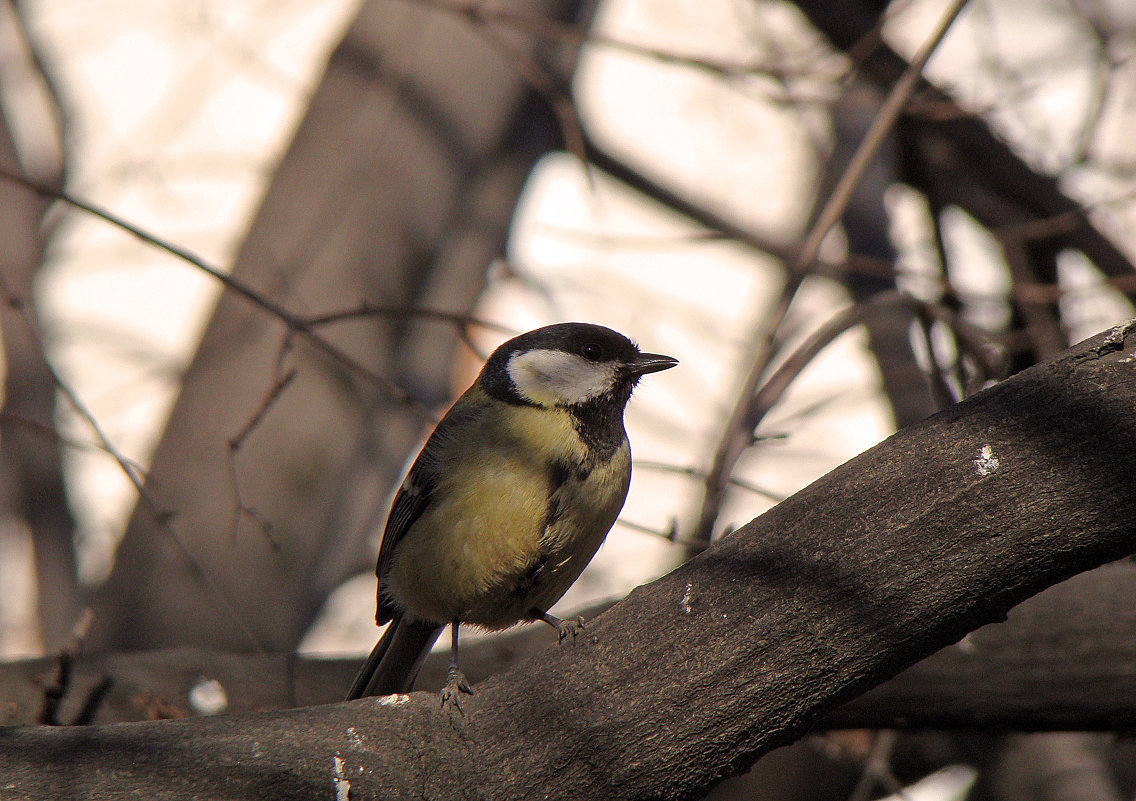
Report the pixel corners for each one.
[4,0,1134,667]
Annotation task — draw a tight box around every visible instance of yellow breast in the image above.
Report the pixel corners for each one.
[384,401,630,628]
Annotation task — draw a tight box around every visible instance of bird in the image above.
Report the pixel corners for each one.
[345,322,677,708]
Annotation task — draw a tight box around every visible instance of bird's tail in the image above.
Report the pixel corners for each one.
[345,617,444,700]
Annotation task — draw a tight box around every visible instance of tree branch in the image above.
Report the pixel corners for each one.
[4,321,1136,799]
[7,558,1136,731]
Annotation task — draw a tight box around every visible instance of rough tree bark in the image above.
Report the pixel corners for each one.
[4,560,1136,729]
[2,321,1136,799]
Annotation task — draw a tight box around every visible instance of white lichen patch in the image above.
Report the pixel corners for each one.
[973,445,999,477]
[333,755,351,801]
[680,582,693,614]
[376,693,410,706]
[187,678,228,716]
[1104,320,1136,347]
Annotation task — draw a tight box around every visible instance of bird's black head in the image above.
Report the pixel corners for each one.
[480,322,677,411]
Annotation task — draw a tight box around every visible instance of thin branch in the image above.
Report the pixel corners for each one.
[303,302,514,337]
[912,309,965,408]
[693,0,972,545]
[406,0,845,90]
[612,516,706,550]
[1067,41,1112,165]
[998,238,1067,361]
[633,460,786,503]
[0,166,428,418]
[0,410,150,471]
[416,0,596,173]
[800,0,973,277]
[225,361,298,550]
[748,293,915,431]
[0,273,266,652]
[691,292,929,549]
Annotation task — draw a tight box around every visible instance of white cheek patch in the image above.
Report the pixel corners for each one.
[507,349,618,406]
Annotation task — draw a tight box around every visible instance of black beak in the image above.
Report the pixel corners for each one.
[630,352,679,376]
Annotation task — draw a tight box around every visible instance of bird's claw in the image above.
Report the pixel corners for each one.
[555,615,586,643]
[440,666,473,714]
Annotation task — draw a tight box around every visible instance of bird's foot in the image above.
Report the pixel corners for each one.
[440,666,473,715]
[545,613,585,643]
[532,609,586,643]
[557,615,585,643]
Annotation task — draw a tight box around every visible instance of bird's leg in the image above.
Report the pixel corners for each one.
[440,621,472,713]
[532,609,585,643]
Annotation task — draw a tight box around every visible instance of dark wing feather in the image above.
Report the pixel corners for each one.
[373,454,436,623]
[373,391,485,623]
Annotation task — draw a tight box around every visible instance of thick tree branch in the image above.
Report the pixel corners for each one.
[6,560,1136,730]
[831,559,1136,730]
[3,321,1136,799]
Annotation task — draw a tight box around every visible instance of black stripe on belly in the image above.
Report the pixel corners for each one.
[544,459,590,532]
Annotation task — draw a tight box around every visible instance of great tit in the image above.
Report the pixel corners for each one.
[345,322,677,706]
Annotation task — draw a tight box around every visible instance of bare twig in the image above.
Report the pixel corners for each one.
[612,516,707,550]
[406,0,844,91]
[1067,37,1112,166]
[747,293,914,429]
[0,410,150,470]
[0,272,266,651]
[304,302,513,337]
[0,166,426,417]
[633,460,785,503]
[693,0,973,545]
[225,363,298,549]
[691,291,927,550]
[998,238,1067,361]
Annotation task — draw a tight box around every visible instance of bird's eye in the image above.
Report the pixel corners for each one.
[581,343,603,362]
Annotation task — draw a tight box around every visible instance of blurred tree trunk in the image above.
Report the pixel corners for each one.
[87,0,596,652]
[0,5,75,654]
